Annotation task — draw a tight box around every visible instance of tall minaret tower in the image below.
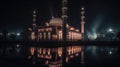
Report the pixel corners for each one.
[31,9,37,40]
[32,9,37,28]
[62,0,68,41]
[32,9,37,34]
[81,6,85,40]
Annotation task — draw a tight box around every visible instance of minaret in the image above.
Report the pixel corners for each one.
[31,9,37,40]
[62,0,68,41]
[32,9,37,27]
[81,6,85,40]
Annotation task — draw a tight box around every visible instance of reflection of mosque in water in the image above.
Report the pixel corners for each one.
[28,46,82,67]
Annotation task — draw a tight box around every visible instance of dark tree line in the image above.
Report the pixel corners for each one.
[117,32,120,40]
[0,29,8,40]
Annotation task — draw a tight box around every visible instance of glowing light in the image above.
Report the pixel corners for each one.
[109,51,112,55]
[45,22,49,26]
[107,28,113,32]
[66,57,68,63]
[0,33,3,35]
[75,29,79,32]
[82,7,84,10]
[49,18,63,26]
[75,53,79,56]
[88,33,97,40]
[16,33,20,36]
[58,31,62,40]
[58,47,62,57]
[28,28,32,31]
[31,32,35,40]
[8,33,10,35]
[66,23,69,28]
[47,48,51,55]
[45,60,49,64]
[52,34,58,40]
[70,27,74,30]
[33,10,36,14]
[30,47,35,55]
[11,32,15,34]
[43,48,46,54]
[43,32,46,39]
[16,44,20,47]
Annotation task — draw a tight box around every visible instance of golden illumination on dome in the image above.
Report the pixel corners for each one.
[75,29,79,32]
[49,18,63,26]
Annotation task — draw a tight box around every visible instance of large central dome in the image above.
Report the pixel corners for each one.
[49,18,63,26]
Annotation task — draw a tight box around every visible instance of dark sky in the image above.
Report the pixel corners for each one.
[0,0,120,32]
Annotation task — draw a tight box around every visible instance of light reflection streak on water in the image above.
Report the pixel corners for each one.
[0,44,119,67]
[28,45,82,66]
[24,46,119,66]
[85,46,118,56]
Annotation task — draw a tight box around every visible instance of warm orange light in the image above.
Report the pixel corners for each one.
[52,34,58,40]
[31,32,35,40]
[43,48,46,54]
[58,47,62,57]
[45,22,49,27]
[45,60,49,64]
[75,53,79,56]
[30,47,35,55]
[70,27,75,30]
[66,57,68,63]
[28,28,32,31]
[66,23,69,28]
[75,29,79,32]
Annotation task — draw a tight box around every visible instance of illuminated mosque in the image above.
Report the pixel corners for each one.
[28,0,85,41]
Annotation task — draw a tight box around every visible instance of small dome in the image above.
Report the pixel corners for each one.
[49,18,63,26]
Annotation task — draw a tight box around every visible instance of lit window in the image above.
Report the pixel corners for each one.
[59,30,62,40]
[44,32,46,39]
[40,33,42,39]
[48,32,51,40]
[31,32,35,40]
[30,47,35,55]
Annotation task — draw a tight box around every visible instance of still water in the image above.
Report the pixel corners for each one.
[0,44,120,67]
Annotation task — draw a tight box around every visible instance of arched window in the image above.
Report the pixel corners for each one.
[31,32,35,40]
[43,32,46,39]
[48,32,51,40]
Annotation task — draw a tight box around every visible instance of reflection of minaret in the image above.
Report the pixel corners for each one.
[81,46,84,65]
[62,0,68,41]
[81,6,85,40]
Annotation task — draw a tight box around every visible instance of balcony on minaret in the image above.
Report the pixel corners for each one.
[62,15,68,19]
[62,7,68,10]
[33,10,36,14]
[33,15,37,17]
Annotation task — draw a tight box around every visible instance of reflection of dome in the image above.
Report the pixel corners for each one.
[49,18,63,26]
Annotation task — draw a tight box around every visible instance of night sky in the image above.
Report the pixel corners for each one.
[0,0,120,33]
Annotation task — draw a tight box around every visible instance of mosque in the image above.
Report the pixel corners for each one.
[28,0,85,41]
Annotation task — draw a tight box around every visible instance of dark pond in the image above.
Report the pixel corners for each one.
[0,43,120,67]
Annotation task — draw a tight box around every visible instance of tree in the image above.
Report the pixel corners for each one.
[2,29,8,40]
[117,32,120,40]
[10,34,16,40]
[21,29,31,41]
